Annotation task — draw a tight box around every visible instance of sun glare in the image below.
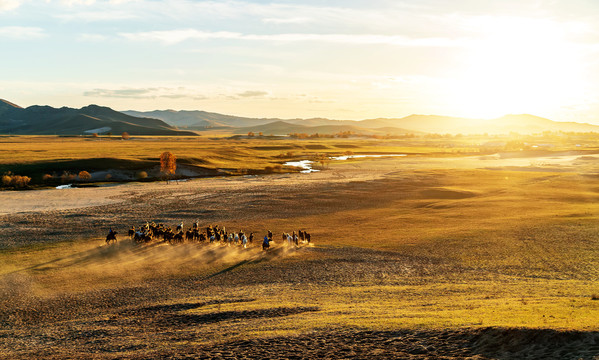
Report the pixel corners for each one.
[447,17,587,119]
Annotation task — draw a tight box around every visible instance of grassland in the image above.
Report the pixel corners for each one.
[0,134,498,185]
[1,134,599,358]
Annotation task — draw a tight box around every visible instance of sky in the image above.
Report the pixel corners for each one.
[1,0,599,122]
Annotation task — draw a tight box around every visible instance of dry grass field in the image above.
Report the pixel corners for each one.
[1,135,599,359]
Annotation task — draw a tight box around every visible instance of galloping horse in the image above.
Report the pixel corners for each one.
[106,231,118,245]
[262,235,270,251]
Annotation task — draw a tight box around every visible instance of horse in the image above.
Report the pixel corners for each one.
[133,231,151,243]
[262,236,270,251]
[106,231,117,245]
[185,229,194,242]
[128,226,135,239]
[173,231,184,243]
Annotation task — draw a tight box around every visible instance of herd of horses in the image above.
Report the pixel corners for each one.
[105,222,311,250]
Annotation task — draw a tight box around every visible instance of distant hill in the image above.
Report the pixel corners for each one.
[236,120,418,136]
[126,110,421,135]
[123,109,280,129]
[490,114,599,134]
[0,100,197,136]
[5,101,599,135]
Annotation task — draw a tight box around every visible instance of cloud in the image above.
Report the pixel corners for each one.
[77,33,107,42]
[54,10,138,21]
[237,90,268,97]
[0,0,22,11]
[83,87,206,100]
[120,28,470,47]
[262,17,312,24]
[59,0,95,5]
[0,26,46,39]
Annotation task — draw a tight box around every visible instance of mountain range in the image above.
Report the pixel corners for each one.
[126,109,599,135]
[2,98,599,136]
[0,99,196,136]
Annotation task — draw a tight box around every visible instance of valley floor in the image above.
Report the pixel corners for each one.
[1,154,599,359]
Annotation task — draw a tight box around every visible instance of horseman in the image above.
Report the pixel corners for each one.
[262,235,270,250]
[106,228,117,244]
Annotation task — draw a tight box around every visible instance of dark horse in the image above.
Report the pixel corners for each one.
[262,236,270,251]
[106,231,118,245]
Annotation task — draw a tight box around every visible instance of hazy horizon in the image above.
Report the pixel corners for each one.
[2,1,599,124]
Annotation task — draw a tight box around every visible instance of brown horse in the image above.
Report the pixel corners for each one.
[106,231,117,245]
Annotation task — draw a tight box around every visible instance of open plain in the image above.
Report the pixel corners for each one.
[1,136,599,359]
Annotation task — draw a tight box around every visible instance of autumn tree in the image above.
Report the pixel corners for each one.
[78,170,92,181]
[317,153,330,169]
[1,174,11,186]
[121,132,130,140]
[160,151,177,183]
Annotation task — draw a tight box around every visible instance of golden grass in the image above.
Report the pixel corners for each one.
[2,138,599,355]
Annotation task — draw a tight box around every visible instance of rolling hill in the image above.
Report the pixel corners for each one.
[123,109,281,129]
[127,108,599,135]
[236,120,418,136]
[4,99,599,136]
[0,100,197,136]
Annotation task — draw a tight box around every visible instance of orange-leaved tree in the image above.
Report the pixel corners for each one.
[159,151,177,183]
[78,171,92,181]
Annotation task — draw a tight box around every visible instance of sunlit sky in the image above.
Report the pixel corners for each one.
[1,0,599,122]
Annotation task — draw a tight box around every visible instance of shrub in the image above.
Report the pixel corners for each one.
[92,133,98,138]
[105,173,112,180]
[2,175,12,186]
[11,175,31,188]
[122,132,130,140]
[264,166,274,173]
[78,171,92,181]
[247,132,255,137]
[137,171,148,179]
[42,174,53,181]
[60,171,75,183]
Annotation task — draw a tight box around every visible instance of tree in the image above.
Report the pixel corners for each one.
[1,175,11,186]
[160,151,177,183]
[317,153,330,169]
[121,132,130,140]
[78,171,92,181]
